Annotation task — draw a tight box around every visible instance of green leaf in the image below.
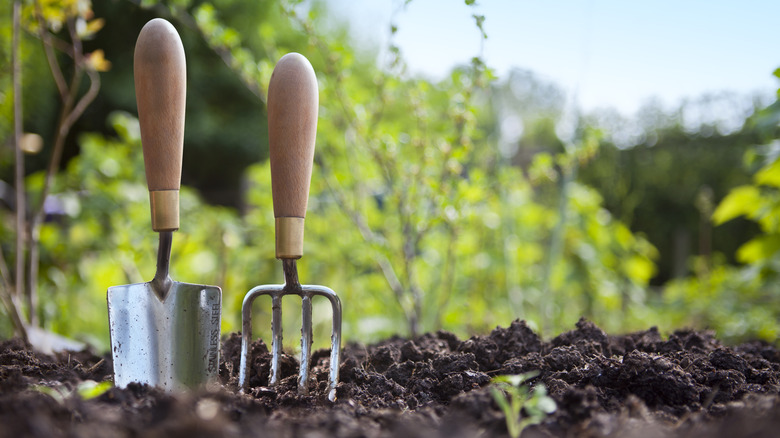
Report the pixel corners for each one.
[756,159,780,188]
[492,371,538,387]
[536,393,557,414]
[712,185,761,225]
[490,386,511,412]
[78,380,113,400]
[30,385,65,404]
[736,234,780,264]
[624,255,655,284]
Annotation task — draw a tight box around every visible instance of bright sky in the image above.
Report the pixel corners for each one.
[326,0,780,117]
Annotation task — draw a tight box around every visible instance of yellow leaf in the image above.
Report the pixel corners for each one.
[85,50,111,72]
[78,18,104,38]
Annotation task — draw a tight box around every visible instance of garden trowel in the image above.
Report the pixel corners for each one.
[107,18,221,391]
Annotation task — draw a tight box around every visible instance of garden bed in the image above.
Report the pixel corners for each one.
[2,318,779,437]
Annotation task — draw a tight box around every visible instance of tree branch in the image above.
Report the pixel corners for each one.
[35,1,68,100]
[12,0,26,319]
[62,69,100,134]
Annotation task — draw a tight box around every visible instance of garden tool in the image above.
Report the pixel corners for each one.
[239,53,342,401]
[107,18,222,391]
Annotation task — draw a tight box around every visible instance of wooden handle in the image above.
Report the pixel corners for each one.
[268,53,318,259]
[134,18,186,231]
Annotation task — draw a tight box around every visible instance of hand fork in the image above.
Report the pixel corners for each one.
[239,53,342,401]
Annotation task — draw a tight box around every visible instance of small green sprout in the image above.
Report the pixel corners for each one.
[490,371,556,438]
[77,380,113,400]
[31,380,113,404]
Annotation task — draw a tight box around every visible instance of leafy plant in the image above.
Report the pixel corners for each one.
[490,371,556,438]
[1,0,108,340]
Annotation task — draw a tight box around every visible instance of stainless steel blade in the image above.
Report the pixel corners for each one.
[108,281,221,390]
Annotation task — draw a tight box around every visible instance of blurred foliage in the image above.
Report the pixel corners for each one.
[1,0,778,349]
[579,98,763,284]
[645,72,780,343]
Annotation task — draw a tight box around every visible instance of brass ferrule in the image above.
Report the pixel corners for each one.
[149,190,179,232]
[275,217,304,259]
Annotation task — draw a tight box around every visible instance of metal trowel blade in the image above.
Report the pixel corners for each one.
[107,281,221,391]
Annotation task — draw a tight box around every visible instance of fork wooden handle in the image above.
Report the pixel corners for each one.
[268,53,319,259]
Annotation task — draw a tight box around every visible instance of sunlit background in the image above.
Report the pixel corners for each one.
[2,0,780,352]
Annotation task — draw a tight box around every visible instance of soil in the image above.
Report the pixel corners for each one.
[2,318,780,437]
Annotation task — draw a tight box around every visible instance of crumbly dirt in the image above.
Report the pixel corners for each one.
[2,318,780,437]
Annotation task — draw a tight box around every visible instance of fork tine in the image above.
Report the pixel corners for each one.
[239,285,283,392]
[298,293,313,394]
[239,294,253,392]
[325,291,342,402]
[306,285,342,401]
[269,293,284,386]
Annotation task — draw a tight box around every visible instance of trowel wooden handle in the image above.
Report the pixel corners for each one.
[268,53,319,259]
[134,18,186,232]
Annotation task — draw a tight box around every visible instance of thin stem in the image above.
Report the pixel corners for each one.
[63,69,100,130]
[400,211,421,336]
[430,223,457,330]
[35,1,67,100]
[0,93,28,339]
[12,0,27,323]
[0,248,28,343]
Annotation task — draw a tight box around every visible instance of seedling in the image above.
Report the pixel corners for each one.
[490,371,556,438]
[31,380,113,404]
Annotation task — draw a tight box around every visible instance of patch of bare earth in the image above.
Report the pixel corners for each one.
[2,318,779,437]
